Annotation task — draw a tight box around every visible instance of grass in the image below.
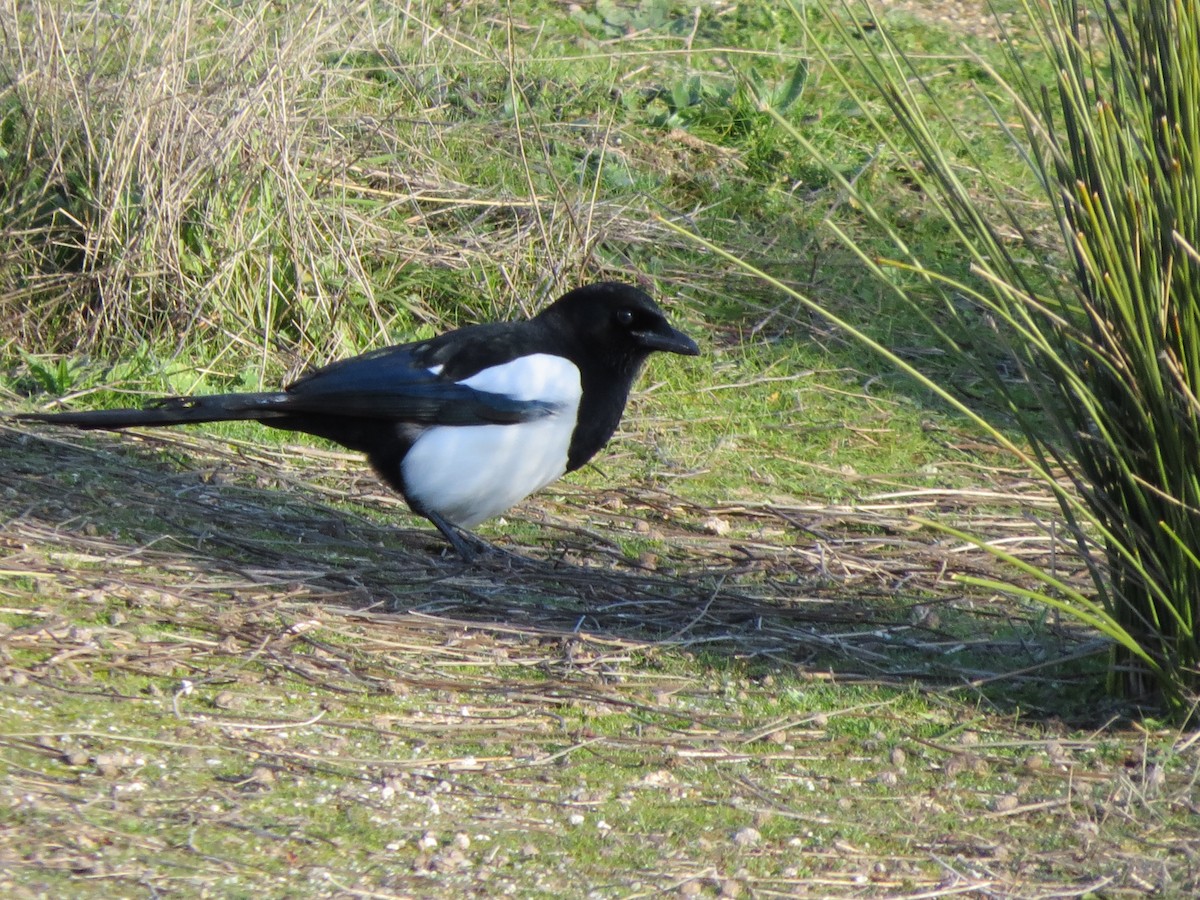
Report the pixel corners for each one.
[2,492,1195,898]
[2,0,1199,896]
[746,0,1200,709]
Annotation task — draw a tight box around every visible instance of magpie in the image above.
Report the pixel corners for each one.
[10,282,700,558]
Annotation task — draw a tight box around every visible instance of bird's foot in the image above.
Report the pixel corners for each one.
[423,511,513,563]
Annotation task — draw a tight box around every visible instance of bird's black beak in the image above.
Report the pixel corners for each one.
[635,323,701,356]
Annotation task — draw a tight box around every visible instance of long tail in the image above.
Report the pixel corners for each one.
[12,392,294,430]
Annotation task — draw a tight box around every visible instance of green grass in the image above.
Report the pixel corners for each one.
[747,0,1200,710]
[2,0,1199,896]
[3,579,1191,895]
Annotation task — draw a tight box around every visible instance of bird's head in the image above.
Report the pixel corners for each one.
[539,282,700,370]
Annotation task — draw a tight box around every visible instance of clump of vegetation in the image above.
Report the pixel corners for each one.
[0,2,345,354]
[758,0,1200,713]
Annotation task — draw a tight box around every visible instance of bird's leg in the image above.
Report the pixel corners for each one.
[422,509,495,561]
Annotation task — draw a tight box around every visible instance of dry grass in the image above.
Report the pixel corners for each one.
[0,0,696,366]
[3,424,1198,896]
[0,423,1093,687]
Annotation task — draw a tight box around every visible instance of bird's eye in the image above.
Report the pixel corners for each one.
[617,308,635,326]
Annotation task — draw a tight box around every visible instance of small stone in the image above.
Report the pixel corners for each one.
[417,831,438,851]
[701,515,731,536]
[732,826,761,847]
[944,754,977,779]
[889,746,907,767]
[992,794,1019,813]
[909,604,939,628]
[635,769,678,788]
[430,848,469,872]
[94,752,130,773]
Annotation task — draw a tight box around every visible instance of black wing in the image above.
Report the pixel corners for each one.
[281,338,558,426]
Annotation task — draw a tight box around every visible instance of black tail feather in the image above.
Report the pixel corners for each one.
[11,392,292,430]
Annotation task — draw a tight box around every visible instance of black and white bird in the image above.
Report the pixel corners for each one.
[11,282,700,557]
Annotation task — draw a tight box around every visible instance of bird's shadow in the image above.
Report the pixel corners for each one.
[0,425,1112,722]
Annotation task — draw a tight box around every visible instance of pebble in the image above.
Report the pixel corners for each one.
[732,826,761,847]
[992,794,1020,813]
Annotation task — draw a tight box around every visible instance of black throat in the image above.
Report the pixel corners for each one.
[563,343,647,472]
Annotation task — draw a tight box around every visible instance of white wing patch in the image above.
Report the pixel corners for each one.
[401,354,582,527]
[457,353,582,405]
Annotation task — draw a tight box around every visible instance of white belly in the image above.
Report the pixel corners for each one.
[400,354,581,527]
